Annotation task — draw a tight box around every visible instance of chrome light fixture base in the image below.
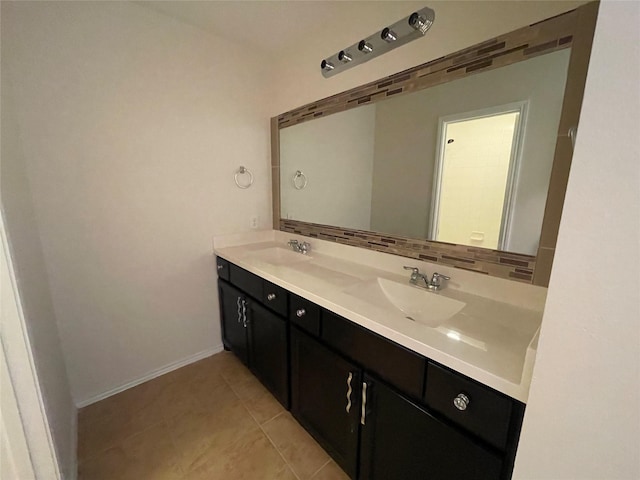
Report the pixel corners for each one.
[320,6,435,78]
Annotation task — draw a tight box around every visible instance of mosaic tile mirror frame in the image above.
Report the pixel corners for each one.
[271,3,598,286]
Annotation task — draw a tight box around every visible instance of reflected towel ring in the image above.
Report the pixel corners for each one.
[293,170,308,190]
[568,125,577,149]
[234,166,253,189]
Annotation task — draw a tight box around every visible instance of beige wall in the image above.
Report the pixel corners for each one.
[280,105,375,230]
[513,2,640,477]
[0,41,74,477]
[369,49,570,253]
[2,1,275,405]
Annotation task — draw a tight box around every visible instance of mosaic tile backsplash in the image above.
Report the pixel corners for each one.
[281,220,536,283]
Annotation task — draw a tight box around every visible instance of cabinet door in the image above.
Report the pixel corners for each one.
[218,280,249,365]
[247,300,289,408]
[290,327,360,479]
[359,374,503,480]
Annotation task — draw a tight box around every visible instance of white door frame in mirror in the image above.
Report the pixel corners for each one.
[429,101,529,251]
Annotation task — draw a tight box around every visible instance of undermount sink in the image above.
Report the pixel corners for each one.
[247,247,312,266]
[344,278,466,327]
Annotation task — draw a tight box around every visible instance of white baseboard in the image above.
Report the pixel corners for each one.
[75,345,224,408]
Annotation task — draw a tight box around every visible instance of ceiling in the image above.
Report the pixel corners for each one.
[137,1,428,56]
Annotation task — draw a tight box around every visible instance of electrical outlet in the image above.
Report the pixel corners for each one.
[250,216,259,229]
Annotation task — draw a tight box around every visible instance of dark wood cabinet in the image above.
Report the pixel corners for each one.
[216,257,230,281]
[290,327,360,479]
[425,361,514,450]
[218,277,289,408]
[359,374,503,480]
[289,293,321,336]
[261,280,288,317]
[216,257,524,480]
[229,263,262,299]
[322,311,426,400]
[218,279,249,365]
[248,300,289,408]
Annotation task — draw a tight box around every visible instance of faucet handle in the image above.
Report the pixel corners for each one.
[288,239,299,246]
[431,272,450,281]
[300,241,311,254]
[430,272,451,289]
[403,266,420,273]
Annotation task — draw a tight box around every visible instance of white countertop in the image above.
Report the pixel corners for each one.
[214,230,546,403]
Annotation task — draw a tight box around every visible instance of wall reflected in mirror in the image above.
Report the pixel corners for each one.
[280,48,571,256]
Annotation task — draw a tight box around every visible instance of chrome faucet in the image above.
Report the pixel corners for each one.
[299,241,311,255]
[403,266,451,291]
[287,239,312,255]
[403,266,430,288]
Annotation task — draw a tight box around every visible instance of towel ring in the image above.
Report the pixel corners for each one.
[234,166,253,189]
[293,170,308,190]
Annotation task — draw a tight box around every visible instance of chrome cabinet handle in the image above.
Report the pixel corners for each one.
[241,299,248,328]
[267,293,276,301]
[346,372,353,413]
[217,264,223,270]
[361,382,368,425]
[296,308,306,317]
[453,393,470,411]
[236,297,242,324]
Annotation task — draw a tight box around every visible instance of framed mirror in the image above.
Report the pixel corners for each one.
[271,3,598,286]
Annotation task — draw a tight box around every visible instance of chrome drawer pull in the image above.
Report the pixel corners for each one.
[217,264,223,270]
[453,393,470,411]
[241,299,248,328]
[296,308,306,317]
[267,293,276,301]
[236,297,243,324]
[361,382,368,425]
[346,372,353,413]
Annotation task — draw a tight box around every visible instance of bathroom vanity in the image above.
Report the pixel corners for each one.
[214,231,545,480]
[214,5,597,478]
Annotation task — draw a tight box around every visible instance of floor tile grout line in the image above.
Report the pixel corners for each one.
[155,366,236,477]
[260,409,286,426]
[235,391,283,428]
[309,458,333,479]
[220,358,333,480]
[259,413,303,480]
[224,368,288,430]
[81,352,335,480]
[162,417,189,479]
[171,360,261,477]
[220,366,303,479]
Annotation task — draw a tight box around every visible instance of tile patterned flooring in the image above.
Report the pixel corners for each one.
[78,351,349,480]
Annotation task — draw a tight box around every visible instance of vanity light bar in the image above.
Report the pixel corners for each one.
[320,6,435,78]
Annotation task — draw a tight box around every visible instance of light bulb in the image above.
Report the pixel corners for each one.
[381,27,397,42]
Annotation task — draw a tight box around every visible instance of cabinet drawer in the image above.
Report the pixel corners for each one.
[289,294,321,337]
[322,311,425,400]
[229,264,262,300]
[424,362,513,451]
[262,281,288,317]
[216,256,230,281]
